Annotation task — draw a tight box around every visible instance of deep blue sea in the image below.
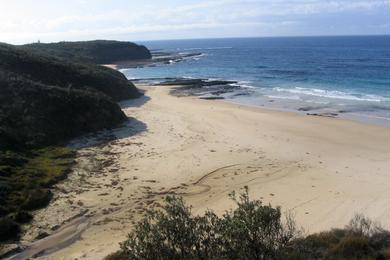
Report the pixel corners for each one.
[123,36,390,126]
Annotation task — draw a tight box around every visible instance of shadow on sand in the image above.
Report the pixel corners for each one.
[69,117,148,149]
[120,94,151,109]
[69,95,150,149]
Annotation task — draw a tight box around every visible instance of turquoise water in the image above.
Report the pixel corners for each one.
[123,36,390,125]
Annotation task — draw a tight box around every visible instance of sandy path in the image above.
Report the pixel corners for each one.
[13,85,390,259]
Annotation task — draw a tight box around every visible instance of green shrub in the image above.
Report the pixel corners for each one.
[21,189,52,210]
[120,196,220,259]
[212,189,300,259]
[12,211,33,224]
[0,217,20,241]
[115,187,300,260]
[105,251,127,260]
[0,147,75,242]
[292,215,390,260]
[330,235,372,259]
[109,189,390,260]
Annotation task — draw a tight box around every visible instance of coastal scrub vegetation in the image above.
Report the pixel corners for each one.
[1,43,142,102]
[107,187,390,260]
[0,40,149,243]
[0,71,127,148]
[0,42,140,149]
[23,40,151,64]
[0,147,74,241]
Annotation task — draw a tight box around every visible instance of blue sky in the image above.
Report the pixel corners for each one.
[1,0,390,44]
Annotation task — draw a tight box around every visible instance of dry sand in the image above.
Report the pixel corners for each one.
[13,85,390,259]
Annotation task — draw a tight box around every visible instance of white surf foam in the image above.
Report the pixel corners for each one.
[183,47,233,51]
[273,87,390,102]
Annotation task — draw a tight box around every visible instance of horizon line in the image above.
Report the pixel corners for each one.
[4,33,390,45]
[134,33,390,43]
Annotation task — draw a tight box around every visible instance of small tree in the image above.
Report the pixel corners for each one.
[120,196,220,259]
[117,187,300,260]
[347,214,383,237]
[216,187,300,259]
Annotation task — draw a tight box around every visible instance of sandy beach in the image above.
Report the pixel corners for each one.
[15,85,390,260]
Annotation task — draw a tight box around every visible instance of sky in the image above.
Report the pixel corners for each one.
[1,0,390,44]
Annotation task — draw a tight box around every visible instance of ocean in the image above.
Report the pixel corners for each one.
[122,36,390,126]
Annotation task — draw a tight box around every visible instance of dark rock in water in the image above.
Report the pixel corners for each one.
[307,113,338,118]
[299,107,311,111]
[131,77,178,82]
[116,52,203,69]
[165,78,241,100]
[338,110,353,113]
[232,92,251,97]
[153,52,202,65]
[299,106,323,112]
[161,78,237,87]
[199,96,225,100]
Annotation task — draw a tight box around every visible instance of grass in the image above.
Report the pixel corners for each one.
[23,147,75,186]
[0,147,75,242]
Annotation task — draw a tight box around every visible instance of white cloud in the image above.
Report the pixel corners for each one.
[0,0,389,43]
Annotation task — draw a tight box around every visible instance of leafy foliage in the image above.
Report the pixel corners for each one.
[114,187,300,260]
[108,189,390,260]
[216,190,300,259]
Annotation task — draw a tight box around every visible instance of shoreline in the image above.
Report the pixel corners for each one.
[223,96,390,128]
[13,84,390,259]
[132,77,390,128]
[224,98,390,128]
